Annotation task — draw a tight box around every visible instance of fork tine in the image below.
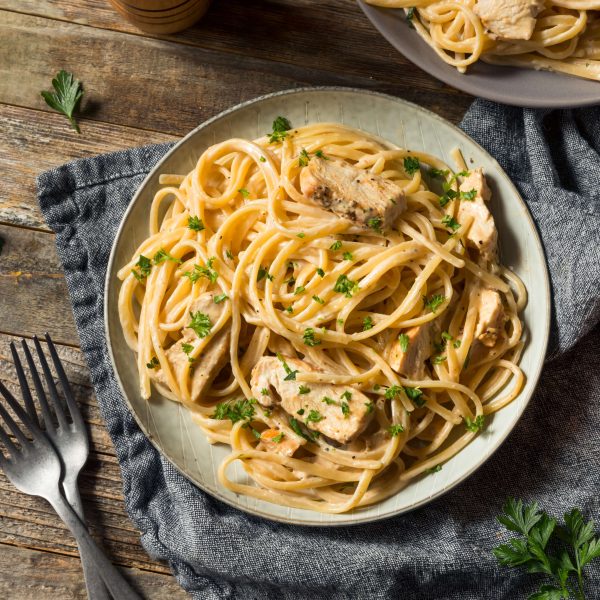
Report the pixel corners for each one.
[32,336,69,430]
[10,343,40,428]
[0,418,19,458]
[0,399,30,448]
[44,333,83,426]
[21,340,57,432]
[0,380,46,444]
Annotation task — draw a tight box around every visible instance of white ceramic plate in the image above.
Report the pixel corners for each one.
[104,87,550,526]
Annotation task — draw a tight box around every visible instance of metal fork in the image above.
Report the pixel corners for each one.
[0,336,140,600]
[11,335,110,600]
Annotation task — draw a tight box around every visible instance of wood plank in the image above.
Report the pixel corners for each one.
[0,543,188,599]
[0,223,80,345]
[0,0,459,92]
[0,11,470,136]
[0,104,175,230]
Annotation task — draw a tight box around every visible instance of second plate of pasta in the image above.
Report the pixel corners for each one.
[104,87,550,525]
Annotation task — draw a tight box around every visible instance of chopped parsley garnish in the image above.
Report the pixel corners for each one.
[442,215,461,231]
[187,215,205,231]
[389,424,405,437]
[213,293,228,304]
[365,400,374,414]
[429,167,449,179]
[439,185,459,208]
[297,408,305,415]
[362,316,374,331]
[424,293,445,313]
[294,285,306,295]
[337,318,345,325]
[259,156,266,163]
[465,415,485,432]
[183,258,218,284]
[367,217,383,233]
[316,268,325,277]
[322,396,336,405]
[257,265,273,282]
[268,116,292,143]
[276,353,298,381]
[238,188,250,198]
[341,402,350,418]
[146,357,159,369]
[340,390,352,401]
[289,417,310,440]
[298,148,310,167]
[299,385,311,395]
[188,311,212,338]
[303,327,321,347]
[333,274,359,298]
[211,398,256,424]
[398,333,410,352]
[460,189,477,201]
[373,384,381,391]
[432,354,447,365]
[406,7,416,28]
[297,232,306,238]
[132,255,152,281]
[312,295,325,304]
[404,386,425,407]
[153,249,181,265]
[314,149,328,159]
[426,465,442,474]
[285,306,294,314]
[385,385,403,400]
[306,410,323,423]
[343,251,353,261]
[271,432,284,443]
[260,388,269,395]
[181,342,195,362]
[329,240,343,251]
[225,249,234,260]
[403,156,420,176]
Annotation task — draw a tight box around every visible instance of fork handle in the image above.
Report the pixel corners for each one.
[48,491,141,600]
[62,478,111,600]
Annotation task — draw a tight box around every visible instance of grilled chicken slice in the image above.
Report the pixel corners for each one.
[384,320,440,380]
[257,428,301,457]
[299,156,406,231]
[457,168,498,262]
[250,356,372,444]
[474,0,544,40]
[474,288,506,348]
[156,293,230,402]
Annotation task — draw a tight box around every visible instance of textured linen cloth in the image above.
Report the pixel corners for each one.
[37,99,600,599]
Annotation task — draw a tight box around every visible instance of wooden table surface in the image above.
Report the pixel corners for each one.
[0,1,472,596]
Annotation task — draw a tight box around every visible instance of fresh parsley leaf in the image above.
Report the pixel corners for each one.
[213,293,228,304]
[285,306,294,314]
[322,396,336,405]
[341,402,350,418]
[362,316,374,331]
[426,465,442,474]
[306,409,323,423]
[398,333,410,352]
[289,416,310,440]
[187,215,205,231]
[188,311,212,338]
[299,384,311,395]
[314,149,328,159]
[271,432,284,443]
[343,251,354,261]
[424,293,445,313]
[238,188,250,198]
[465,415,485,432]
[406,7,416,29]
[312,295,325,304]
[333,274,359,298]
[132,255,152,281]
[225,249,234,260]
[297,408,305,415]
[404,386,424,406]
[257,265,273,282]
[146,357,159,369]
[316,268,325,277]
[340,391,352,401]
[294,285,306,295]
[303,327,321,347]
[442,215,461,232]
[40,70,84,133]
[183,259,218,284]
[404,156,420,176]
[460,188,477,201]
[432,354,447,365]
[153,248,181,265]
[259,156,266,163]
[297,232,306,238]
[211,398,256,423]
[429,167,449,179]
[260,387,269,395]
[298,148,310,167]
[367,217,383,233]
[268,116,292,143]
[365,400,374,414]
[276,353,298,381]
[181,342,195,362]
[329,240,343,251]
[389,424,404,437]
[385,385,403,400]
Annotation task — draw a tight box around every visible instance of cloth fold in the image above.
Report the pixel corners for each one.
[37,99,600,599]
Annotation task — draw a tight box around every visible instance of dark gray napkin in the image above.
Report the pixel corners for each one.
[37,99,600,600]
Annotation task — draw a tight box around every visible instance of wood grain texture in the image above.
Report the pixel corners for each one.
[0,543,188,599]
[0,104,175,230]
[0,10,470,137]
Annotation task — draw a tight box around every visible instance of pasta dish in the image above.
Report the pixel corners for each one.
[364,0,600,82]
[117,119,526,513]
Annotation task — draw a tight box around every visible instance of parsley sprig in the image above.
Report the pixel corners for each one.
[494,499,600,600]
[41,70,84,133]
[268,116,292,143]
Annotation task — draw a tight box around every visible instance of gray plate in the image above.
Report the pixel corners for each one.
[358,1,600,109]
[104,87,550,525]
